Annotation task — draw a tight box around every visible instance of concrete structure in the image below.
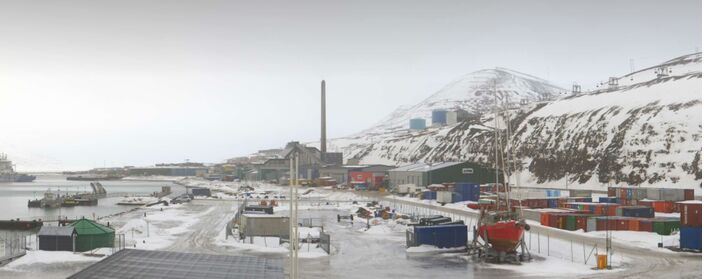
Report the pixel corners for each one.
[68,249,284,279]
[388,161,502,188]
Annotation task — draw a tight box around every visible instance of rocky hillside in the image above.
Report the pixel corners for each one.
[324,53,702,190]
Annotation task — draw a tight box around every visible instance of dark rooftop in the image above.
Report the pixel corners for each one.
[68,249,284,279]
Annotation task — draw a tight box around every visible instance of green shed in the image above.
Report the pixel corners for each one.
[70,218,115,252]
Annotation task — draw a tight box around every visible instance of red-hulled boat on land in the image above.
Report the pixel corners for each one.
[477,210,528,252]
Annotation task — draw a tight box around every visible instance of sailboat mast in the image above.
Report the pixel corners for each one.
[492,79,501,209]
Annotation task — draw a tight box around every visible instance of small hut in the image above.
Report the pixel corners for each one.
[38,226,76,251]
[70,218,115,252]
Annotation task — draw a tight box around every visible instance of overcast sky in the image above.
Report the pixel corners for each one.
[0,0,701,171]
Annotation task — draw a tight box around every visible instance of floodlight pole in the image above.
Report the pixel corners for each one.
[289,155,294,278]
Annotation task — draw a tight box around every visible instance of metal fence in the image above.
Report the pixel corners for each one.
[319,231,331,254]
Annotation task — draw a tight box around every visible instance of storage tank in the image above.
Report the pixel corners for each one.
[409,118,426,130]
[431,109,448,125]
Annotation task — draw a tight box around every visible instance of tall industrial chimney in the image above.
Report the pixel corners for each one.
[321,80,327,160]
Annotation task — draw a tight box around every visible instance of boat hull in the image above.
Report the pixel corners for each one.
[478,220,525,253]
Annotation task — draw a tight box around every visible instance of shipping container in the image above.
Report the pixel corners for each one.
[587,217,596,232]
[565,215,576,231]
[421,191,437,200]
[409,224,468,248]
[540,213,550,226]
[547,198,559,208]
[619,206,655,218]
[454,183,480,202]
[599,197,620,204]
[678,201,702,227]
[608,188,616,197]
[639,219,653,232]
[652,219,680,236]
[684,189,695,200]
[680,225,702,251]
[628,219,639,231]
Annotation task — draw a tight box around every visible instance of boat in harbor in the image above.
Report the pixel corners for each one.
[0,153,36,182]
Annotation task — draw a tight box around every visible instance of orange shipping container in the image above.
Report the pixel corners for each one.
[540,213,550,226]
[628,219,639,231]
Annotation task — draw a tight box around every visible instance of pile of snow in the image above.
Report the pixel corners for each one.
[0,250,103,271]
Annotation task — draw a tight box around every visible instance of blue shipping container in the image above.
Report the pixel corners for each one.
[421,191,437,200]
[680,226,702,251]
[412,224,468,248]
[621,207,654,218]
[599,197,620,204]
[455,183,480,202]
[547,198,559,208]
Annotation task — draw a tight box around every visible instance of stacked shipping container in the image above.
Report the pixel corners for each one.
[677,201,701,251]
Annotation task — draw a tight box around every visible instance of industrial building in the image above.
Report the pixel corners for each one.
[71,218,115,252]
[318,164,395,187]
[388,161,502,188]
[38,226,75,251]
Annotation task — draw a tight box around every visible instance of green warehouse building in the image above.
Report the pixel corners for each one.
[388,161,503,188]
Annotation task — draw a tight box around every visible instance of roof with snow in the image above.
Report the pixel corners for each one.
[38,225,75,237]
[68,249,284,279]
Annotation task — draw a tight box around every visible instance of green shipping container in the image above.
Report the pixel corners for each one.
[653,219,680,236]
[70,218,115,252]
[566,216,577,231]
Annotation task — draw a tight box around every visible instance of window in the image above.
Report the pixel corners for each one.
[462,168,474,174]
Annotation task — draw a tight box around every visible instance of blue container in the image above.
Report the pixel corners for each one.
[431,109,448,125]
[421,191,437,200]
[409,118,427,130]
[548,198,558,208]
[680,226,702,251]
[582,197,592,203]
[621,207,654,218]
[412,224,468,248]
[454,183,480,202]
[599,197,620,204]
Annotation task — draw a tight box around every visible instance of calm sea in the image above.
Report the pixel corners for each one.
[0,174,186,221]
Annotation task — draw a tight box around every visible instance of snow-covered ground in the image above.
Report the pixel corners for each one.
[0,250,104,272]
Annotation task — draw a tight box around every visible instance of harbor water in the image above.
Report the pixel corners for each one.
[0,174,186,222]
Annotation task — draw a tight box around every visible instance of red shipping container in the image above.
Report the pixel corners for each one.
[684,189,695,201]
[596,218,607,231]
[679,202,702,227]
[608,187,616,197]
[548,214,559,228]
[652,201,674,213]
[575,216,588,231]
[639,220,653,232]
[628,219,639,231]
[607,205,618,216]
[606,218,629,231]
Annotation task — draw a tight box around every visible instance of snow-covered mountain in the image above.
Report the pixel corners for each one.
[321,53,702,190]
[358,68,567,135]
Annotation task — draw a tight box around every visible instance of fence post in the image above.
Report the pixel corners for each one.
[570,240,573,262]
[547,233,550,256]
[537,232,541,253]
